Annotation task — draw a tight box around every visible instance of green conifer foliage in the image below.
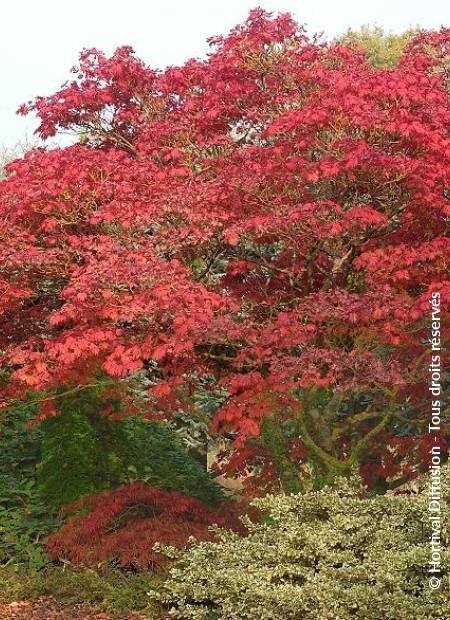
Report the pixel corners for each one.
[37,392,127,511]
[37,389,226,511]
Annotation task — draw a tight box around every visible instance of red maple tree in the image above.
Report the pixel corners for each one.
[45,482,247,569]
[1,10,448,491]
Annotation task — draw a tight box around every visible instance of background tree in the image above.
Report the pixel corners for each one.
[336,24,418,68]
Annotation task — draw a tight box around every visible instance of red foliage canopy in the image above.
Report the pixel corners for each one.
[46,482,246,569]
[1,10,448,486]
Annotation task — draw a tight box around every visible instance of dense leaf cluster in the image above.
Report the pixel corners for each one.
[0,391,226,571]
[46,482,247,570]
[160,467,450,619]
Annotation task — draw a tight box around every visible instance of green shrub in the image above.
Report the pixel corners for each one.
[0,407,60,571]
[1,389,225,572]
[160,467,449,619]
[122,415,226,506]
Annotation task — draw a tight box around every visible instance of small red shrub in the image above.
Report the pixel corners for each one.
[45,482,247,570]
